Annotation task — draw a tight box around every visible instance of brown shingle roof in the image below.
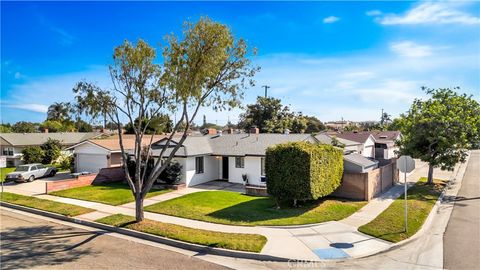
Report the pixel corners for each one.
[89,135,167,151]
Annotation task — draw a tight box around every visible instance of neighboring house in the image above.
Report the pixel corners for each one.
[333,132,377,158]
[370,131,402,159]
[315,133,363,154]
[66,135,166,173]
[0,132,101,167]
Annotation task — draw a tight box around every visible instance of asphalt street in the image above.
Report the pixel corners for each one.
[0,210,229,270]
[444,150,480,270]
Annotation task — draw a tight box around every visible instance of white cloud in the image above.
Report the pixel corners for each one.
[323,16,340,24]
[252,43,478,121]
[378,2,480,25]
[390,41,433,58]
[2,103,49,113]
[366,10,382,16]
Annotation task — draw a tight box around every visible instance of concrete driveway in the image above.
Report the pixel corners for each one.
[1,172,72,196]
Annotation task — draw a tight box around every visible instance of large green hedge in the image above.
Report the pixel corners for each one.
[265,142,343,205]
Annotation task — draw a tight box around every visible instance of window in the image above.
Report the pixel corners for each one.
[261,157,265,176]
[3,147,13,156]
[235,157,245,168]
[195,156,204,174]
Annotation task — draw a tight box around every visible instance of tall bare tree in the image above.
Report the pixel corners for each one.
[74,17,258,221]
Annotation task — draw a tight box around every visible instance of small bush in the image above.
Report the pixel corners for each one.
[159,161,182,184]
[22,146,45,164]
[266,142,343,206]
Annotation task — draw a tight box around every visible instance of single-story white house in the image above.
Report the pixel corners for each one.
[69,129,383,187]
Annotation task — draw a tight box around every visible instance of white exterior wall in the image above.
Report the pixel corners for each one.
[183,155,219,187]
[361,136,376,158]
[228,156,265,186]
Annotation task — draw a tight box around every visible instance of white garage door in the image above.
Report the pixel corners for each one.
[76,154,107,173]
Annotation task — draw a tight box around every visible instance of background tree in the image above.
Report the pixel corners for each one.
[47,102,71,122]
[41,138,62,164]
[0,123,12,133]
[124,114,173,134]
[22,146,45,164]
[380,111,392,130]
[74,17,258,221]
[304,116,326,133]
[12,121,37,133]
[40,120,75,132]
[238,96,308,133]
[75,119,94,132]
[396,87,480,184]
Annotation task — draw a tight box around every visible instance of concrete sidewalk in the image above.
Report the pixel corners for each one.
[29,162,459,261]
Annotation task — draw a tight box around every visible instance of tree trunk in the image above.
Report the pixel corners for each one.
[135,195,144,222]
[427,164,434,185]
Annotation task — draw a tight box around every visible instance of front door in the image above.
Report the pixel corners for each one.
[222,157,229,180]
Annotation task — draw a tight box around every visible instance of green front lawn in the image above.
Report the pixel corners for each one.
[50,183,172,206]
[144,191,366,226]
[96,214,267,252]
[0,192,94,217]
[0,167,16,182]
[358,177,446,242]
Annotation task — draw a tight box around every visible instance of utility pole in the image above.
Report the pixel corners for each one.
[262,85,270,98]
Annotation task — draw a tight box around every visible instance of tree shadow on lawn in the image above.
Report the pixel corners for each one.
[0,225,98,270]
[206,196,349,224]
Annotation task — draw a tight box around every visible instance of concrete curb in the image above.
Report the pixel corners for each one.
[0,201,289,262]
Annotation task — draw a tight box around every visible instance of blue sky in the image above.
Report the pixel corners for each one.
[1,1,479,125]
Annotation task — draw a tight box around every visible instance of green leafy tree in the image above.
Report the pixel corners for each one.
[47,102,71,122]
[305,116,326,133]
[73,17,258,221]
[12,121,37,133]
[75,119,93,132]
[22,146,45,164]
[0,123,12,133]
[125,114,173,134]
[238,96,308,133]
[397,87,480,184]
[238,96,283,132]
[41,138,62,164]
[40,120,75,132]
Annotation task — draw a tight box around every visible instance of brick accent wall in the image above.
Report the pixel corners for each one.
[332,161,398,201]
[46,174,97,193]
[93,166,125,184]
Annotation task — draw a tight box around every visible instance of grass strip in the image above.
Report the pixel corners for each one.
[0,192,94,217]
[96,214,267,253]
[145,190,366,226]
[358,177,446,242]
[50,183,172,206]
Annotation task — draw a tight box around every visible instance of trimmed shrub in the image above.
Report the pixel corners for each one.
[265,142,343,205]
